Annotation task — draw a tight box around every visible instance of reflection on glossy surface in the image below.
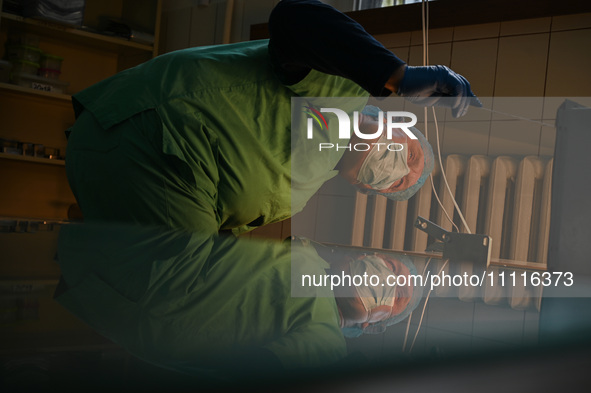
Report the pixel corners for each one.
[55,223,347,380]
[53,223,432,386]
[2,221,591,391]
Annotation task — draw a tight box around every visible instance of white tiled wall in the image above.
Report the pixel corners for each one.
[500,17,551,36]
[453,22,500,41]
[450,39,498,96]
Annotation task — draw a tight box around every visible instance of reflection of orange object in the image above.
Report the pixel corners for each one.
[328,252,414,330]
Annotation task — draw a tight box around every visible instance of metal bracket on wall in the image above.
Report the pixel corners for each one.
[414,216,492,269]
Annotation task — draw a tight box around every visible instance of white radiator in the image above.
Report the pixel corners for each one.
[351,154,553,310]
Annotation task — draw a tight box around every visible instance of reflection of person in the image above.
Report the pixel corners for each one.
[55,225,344,379]
[304,238,423,338]
[332,254,416,331]
[55,224,421,380]
[65,0,478,235]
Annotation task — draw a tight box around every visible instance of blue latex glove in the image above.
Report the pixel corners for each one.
[397,65,482,118]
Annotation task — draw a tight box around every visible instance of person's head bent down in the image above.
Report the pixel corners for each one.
[336,105,434,201]
[326,253,422,337]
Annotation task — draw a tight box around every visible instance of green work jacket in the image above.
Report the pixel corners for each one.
[72,39,369,234]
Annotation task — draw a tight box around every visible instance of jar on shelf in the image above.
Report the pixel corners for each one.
[38,53,64,80]
[40,54,64,72]
[38,68,61,80]
[10,59,40,75]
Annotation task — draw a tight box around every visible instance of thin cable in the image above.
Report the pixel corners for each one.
[433,107,472,233]
[409,259,449,353]
[420,0,472,234]
[419,0,462,233]
[429,173,459,232]
[401,306,413,351]
[402,257,432,352]
[476,106,555,128]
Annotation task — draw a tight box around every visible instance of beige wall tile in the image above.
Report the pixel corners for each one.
[500,17,551,36]
[539,125,556,156]
[424,327,473,355]
[441,121,490,155]
[426,298,475,336]
[314,195,356,244]
[542,97,566,121]
[388,46,411,63]
[450,39,499,97]
[364,97,448,134]
[471,337,515,351]
[454,22,500,41]
[472,302,525,345]
[494,34,550,96]
[409,42,452,66]
[382,319,413,354]
[403,103,447,124]
[551,12,591,31]
[410,27,454,46]
[545,29,591,96]
[491,97,545,124]
[453,97,495,122]
[375,32,412,48]
[317,175,356,197]
[488,121,541,156]
[523,310,540,346]
[422,121,445,157]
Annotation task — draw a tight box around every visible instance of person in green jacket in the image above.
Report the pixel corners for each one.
[65,0,479,236]
[57,0,477,383]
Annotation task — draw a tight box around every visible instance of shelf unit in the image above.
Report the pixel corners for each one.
[1,11,156,53]
[0,80,71,100]
[0,151,65,166]
[0,0,162,220]
[0,0,162,355]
